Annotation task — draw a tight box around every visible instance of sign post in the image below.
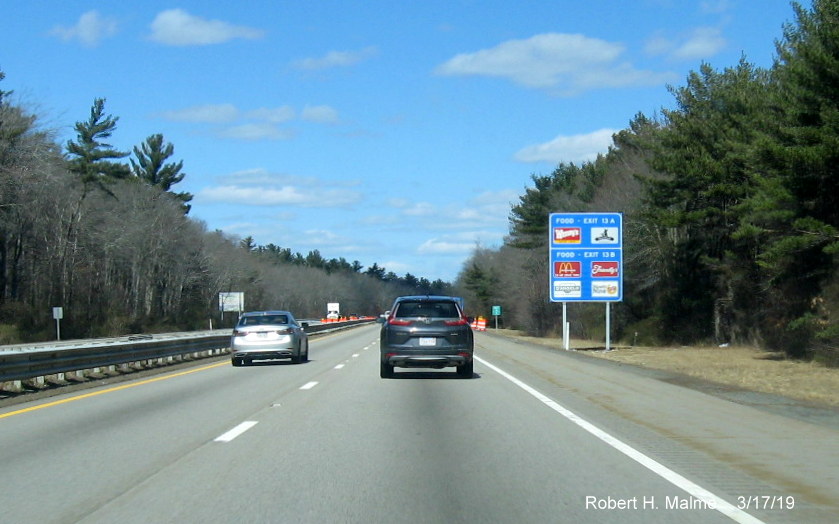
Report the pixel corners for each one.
[549,213,623,350]
[491,305,502,329]
[219,292,245,326]
[52,307,63,341]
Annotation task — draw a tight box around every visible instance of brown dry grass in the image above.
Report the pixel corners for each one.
[493,330,839,408]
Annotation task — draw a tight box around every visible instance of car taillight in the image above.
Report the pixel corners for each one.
[232,329,245,336]
[444,318,468,326]
[388,318,411,326]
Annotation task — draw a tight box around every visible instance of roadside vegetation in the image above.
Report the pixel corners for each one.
[0,77,451,342]
[2,1,838,371]
[459,1,839,366]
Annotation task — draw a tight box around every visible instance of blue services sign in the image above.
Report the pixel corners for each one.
[549,212,623,302]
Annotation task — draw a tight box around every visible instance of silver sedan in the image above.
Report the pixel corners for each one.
[230,310,309,366]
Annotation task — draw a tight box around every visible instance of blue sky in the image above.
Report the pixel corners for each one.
[2,1,796,282]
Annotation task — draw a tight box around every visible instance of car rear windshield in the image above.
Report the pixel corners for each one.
[239,315,289,326]
[394,301,459,319]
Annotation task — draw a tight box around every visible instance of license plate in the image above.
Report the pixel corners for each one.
[419,337,436,346]
[257,332,268,338]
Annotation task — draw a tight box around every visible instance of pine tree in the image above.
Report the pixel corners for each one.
[641,59,772,342]
[66,98,130,198]
[131,133,193,213]
[742,0,839,354]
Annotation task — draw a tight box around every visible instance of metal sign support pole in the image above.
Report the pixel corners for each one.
[563,302,568,350]
[605,303,611,351]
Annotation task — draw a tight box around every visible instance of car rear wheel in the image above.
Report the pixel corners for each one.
[293,344,306,364]
[457,361,473,378]
[380,361,394,378]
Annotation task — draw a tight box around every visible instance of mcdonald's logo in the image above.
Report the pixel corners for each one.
[554,261,581,278]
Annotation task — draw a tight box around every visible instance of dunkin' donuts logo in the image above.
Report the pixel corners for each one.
[553,227,581,244]
[554,261,581,278]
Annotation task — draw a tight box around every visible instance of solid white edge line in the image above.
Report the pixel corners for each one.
[474,355,766,524]
[214,421,258,443]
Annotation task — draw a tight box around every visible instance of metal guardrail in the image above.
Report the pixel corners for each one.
[0,319,375,391]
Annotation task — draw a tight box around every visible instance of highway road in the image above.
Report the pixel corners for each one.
[1,324,836,523]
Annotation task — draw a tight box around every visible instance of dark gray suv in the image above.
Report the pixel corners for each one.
[379,295,474,378]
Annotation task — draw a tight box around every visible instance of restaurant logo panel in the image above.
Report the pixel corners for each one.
[549,213,623,302]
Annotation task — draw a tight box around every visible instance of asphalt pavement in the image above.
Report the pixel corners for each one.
[0,324,835,523]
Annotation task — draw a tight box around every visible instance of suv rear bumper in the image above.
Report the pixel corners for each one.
[383,353,471,369]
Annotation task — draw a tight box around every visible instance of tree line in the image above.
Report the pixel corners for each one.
[4,1,837,367]
[456,1,839,365]
[0,79,452,342]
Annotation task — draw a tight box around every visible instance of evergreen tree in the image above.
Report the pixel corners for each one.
[641,59,772,343]
[131,133,193,213]
[741,0,839,353]
[241,236,256,251]
[365,263,386,280]
[508,163,590,249]
[66,98,130,198]
[463,262,498,315]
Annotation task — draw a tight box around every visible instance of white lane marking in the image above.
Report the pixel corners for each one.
[334,364,345,369]
[300,381,318,390]
[214,421,258,443]
[352,353,360,358]
[474,356,766,524]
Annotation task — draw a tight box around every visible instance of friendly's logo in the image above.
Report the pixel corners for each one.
[591,261,619,277]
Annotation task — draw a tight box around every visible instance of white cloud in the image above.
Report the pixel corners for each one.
[149,9,264,46]
[700,0,732,15]
[218,123,294,141]
[466,189,519,217]
[436,33,673,94]
[246,106,296,123]
[645,27,727,61]
[417,238,475,255]
[50,10,118,47]
[217,168,315,186]
[160,103,339,139]
[197,170,362,208]
[387,199,436,216]
[293,46,378,70]
[381,260,412,275]
[302,229,346,246]
[159,104,239,123]
[672,27,727,60]
[515,128,616,164]
[200,185,308,205]
[301,105,340,124]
